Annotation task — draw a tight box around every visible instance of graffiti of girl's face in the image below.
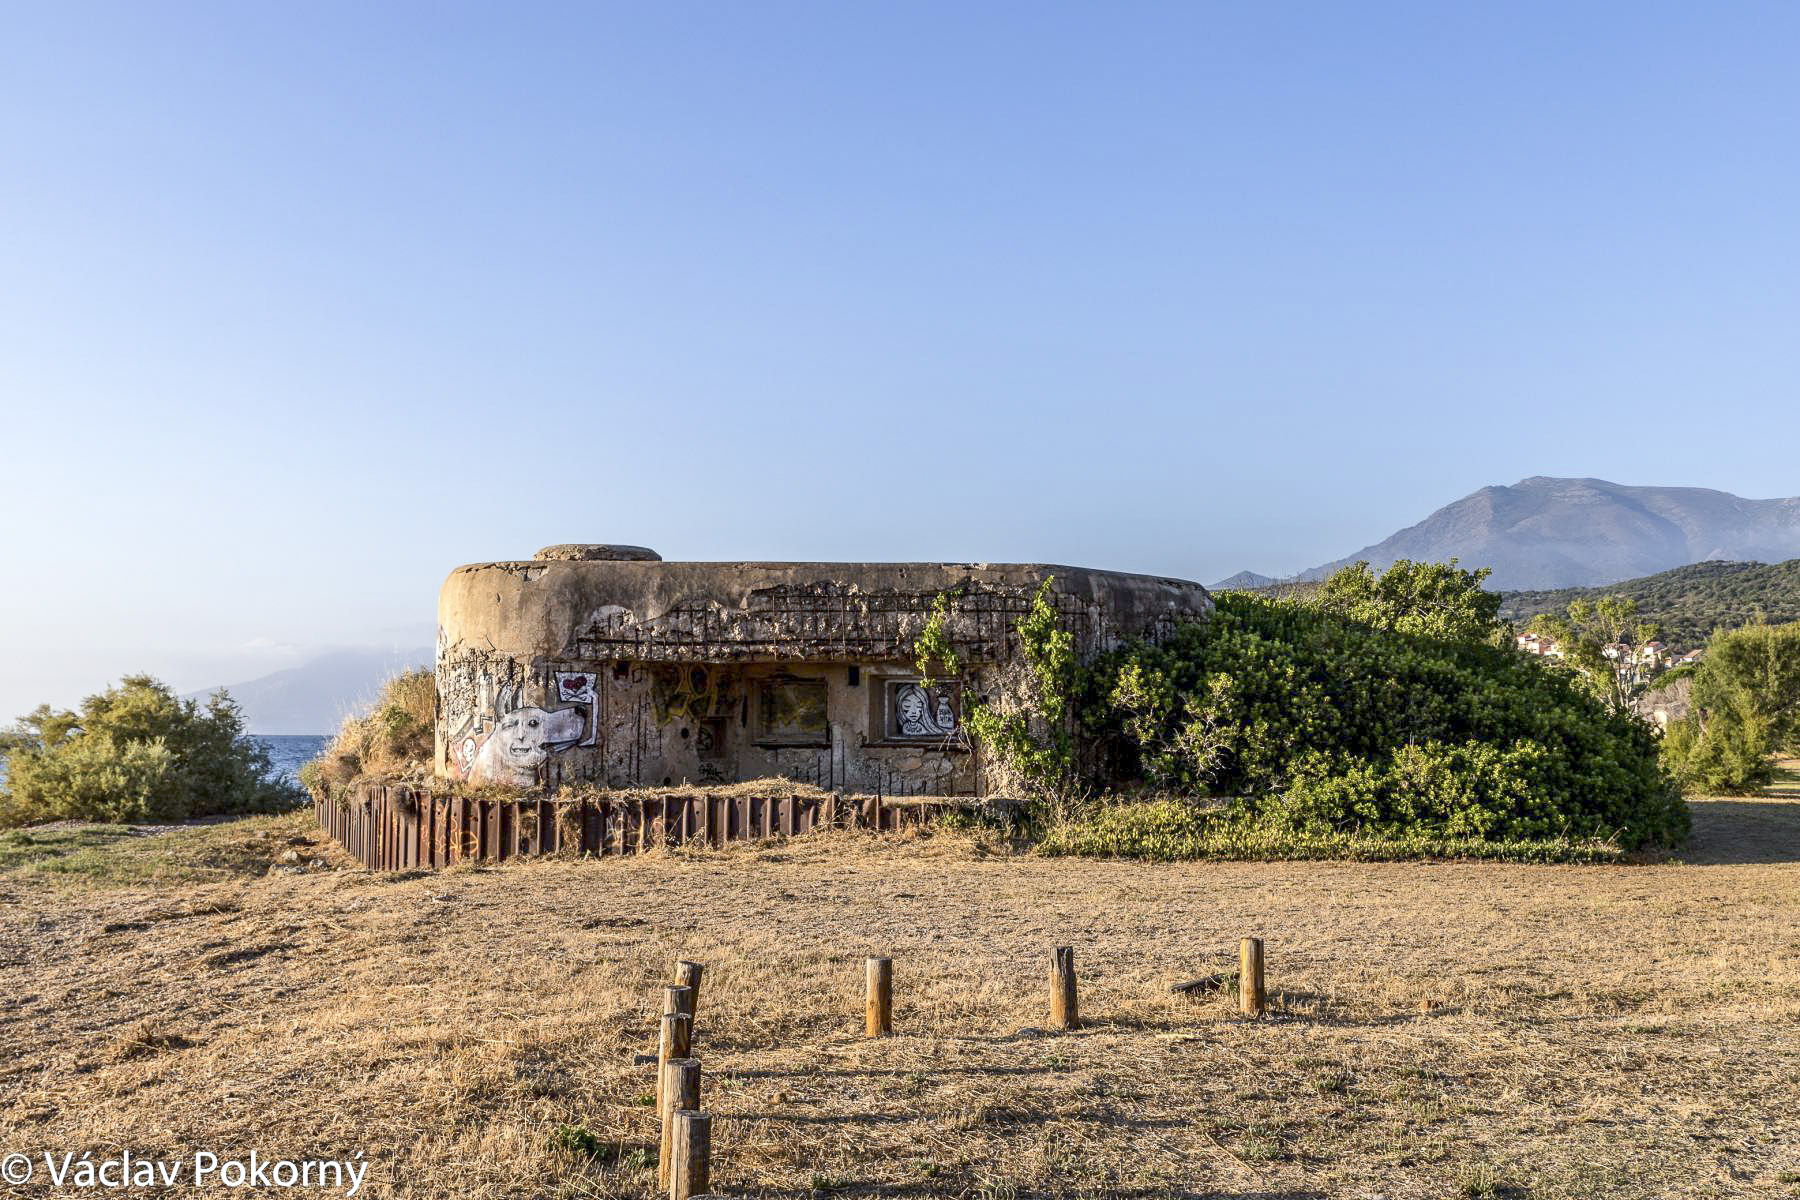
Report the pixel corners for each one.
[896,686,927,732]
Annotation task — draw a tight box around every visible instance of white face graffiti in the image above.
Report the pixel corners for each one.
[468,705,586,785]
[497,710,553,768]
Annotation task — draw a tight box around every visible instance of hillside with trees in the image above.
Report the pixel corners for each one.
[1497,558,1800,650]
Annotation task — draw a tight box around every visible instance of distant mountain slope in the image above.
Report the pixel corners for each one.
[188,647,433,734]
[1209,570,1282,590]
[1303,477,1800,590]
[1498,558,1800,650]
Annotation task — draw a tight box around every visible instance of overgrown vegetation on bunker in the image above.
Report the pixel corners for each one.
[298,667,435,799]
[977,562,1689,854]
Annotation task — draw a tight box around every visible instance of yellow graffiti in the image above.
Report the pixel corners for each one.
[652,665,730,726]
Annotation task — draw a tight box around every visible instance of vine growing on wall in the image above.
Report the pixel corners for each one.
[913,588,962,688]
[959,578,1085,811]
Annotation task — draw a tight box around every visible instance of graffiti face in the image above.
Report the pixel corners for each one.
[893,681,958,737]
[468,705,586,786]
[896,686,928,732]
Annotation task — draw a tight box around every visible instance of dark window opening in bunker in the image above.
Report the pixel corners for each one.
[757,677,829,746]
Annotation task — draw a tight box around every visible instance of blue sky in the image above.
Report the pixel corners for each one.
[2,2,1797,719]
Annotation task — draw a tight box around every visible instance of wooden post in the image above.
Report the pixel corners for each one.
[1050,945,1078,1031]
[1240,936,1266,1019]
[866,956,892,1037]
[658,1057,700,1189]
[655,1012,691,1110]
[673,960,704,1023]
[663,985,691,1018]
[669,1109,710,1200]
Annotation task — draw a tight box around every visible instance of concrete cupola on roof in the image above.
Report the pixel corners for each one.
[435,546,1212,796]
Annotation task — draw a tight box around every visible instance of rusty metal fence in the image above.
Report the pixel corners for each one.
[314,784,955,870]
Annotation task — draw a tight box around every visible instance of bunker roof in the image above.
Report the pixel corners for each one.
[439,546,1211,663]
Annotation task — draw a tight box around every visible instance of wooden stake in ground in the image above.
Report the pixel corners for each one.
[669,1109,711,1200]
[1050,945,1079,1030]
[673,960,703,1023]
[654,1012,691,1110]
[866,956,892,1036]
[1239,936,1266,1018]
[663,985,690,1019]
[659,1057,700,1189]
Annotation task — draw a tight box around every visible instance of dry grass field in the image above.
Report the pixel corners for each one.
[3,770,1799,1199]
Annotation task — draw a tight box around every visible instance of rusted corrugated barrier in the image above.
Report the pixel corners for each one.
[313,784,953,870]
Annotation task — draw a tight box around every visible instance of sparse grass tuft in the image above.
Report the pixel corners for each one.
[549,1123,610,1161]
[1309,1068,1352,1094]
[106,1019,194,1062]
[1460,1163,1499,1198]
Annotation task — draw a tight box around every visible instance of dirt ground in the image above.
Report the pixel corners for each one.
[2,774,1798,1199]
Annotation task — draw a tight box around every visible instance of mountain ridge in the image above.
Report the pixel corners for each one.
[187,647,433,735]
[1221,477,1800,592]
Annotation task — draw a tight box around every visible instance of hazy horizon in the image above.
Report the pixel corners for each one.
[5,3,1799,718]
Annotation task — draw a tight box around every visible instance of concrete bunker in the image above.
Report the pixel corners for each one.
[436,546,1212,797]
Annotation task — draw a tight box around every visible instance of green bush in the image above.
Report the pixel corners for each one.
[0,675,299,826]
[1036,797,1631,864]
[1660,713,1773,794]
[1661,620,1800,793]
[1075,562,1688,850]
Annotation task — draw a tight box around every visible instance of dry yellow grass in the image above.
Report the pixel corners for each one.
[2,771,1799,1198]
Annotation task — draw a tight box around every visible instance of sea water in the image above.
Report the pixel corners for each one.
[255,735,330,788]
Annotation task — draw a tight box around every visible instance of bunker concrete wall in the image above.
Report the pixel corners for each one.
[435,558,1211,795]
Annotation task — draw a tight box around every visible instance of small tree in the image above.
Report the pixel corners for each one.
[1527,594,1659,710]
[1663,621,1800,793]
[0,675,298,826]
